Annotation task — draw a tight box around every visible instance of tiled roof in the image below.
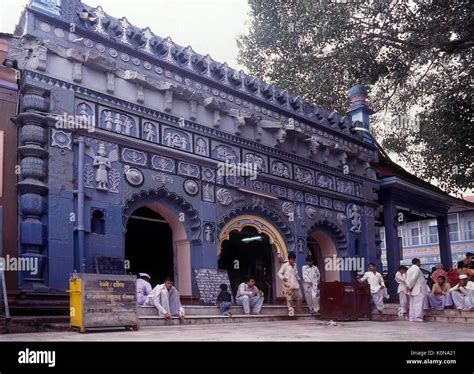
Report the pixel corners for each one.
[32,1,359,138]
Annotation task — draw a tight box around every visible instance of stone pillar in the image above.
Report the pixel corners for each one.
[437,215,453,270]
[383,200,400,301]
[17,87,50,292]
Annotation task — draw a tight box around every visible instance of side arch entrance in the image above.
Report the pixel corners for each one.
[307,220,347,282]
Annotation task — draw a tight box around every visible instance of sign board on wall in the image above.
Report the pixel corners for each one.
[194,269,233,305]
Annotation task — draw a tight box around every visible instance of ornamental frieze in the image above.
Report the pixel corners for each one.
[99,108,139,137]
[151,155,175,173]
[142,121,159,143]
[121,148,147,166]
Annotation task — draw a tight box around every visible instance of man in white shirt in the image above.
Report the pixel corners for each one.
[148,277,185,320]
[302,255,320,314]
[278,251,303,316]
[136,272,152,305]
[395,265,409,315]
[405,258,429,322]
[358,262,385,320]
[449,274,474,310]
[235,276,264,315]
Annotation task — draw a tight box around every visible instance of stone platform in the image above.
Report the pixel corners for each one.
[1,303,472,334]
[138,305,316,326]
[374,304,474,324]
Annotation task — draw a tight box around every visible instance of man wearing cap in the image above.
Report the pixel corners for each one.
[136,273,152,305]
[449,274,474,311]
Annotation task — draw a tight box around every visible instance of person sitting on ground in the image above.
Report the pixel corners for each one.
[428,275,452,310]
[136,273,152,305]
[449,274,474,311]
[458,253,474,278]
[457,252,473,271]
[358,262,385,320]
[147,277,185,320]
[235,276,264,315]
[216,283,232,317]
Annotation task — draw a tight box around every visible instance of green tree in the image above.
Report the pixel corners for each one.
[237,0,473,194]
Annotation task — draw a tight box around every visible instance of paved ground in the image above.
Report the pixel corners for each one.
[0,320,472,341]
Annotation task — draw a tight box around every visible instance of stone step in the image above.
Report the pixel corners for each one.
[383,307,473,317]
[138,304,311,317]
[3,316,70,333]
[139,314,317,326]
[372,309,474,324]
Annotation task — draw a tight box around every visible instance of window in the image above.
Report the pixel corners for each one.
[468,221,474,240]
[379,229,385,249]
[91,209,105,235]
[411,227,419,245]
[429,226,438,244]
[449,223,459,242]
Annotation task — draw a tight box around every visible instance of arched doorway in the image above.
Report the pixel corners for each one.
[125,206,173,286]
[219,226,274,303]
[217,215,288,303]
[124,201,192,297]
[308,230,340,282]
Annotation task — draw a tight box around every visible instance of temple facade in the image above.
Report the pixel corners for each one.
[5,0,382,302]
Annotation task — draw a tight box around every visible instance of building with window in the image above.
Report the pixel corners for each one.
[381,198,474,271]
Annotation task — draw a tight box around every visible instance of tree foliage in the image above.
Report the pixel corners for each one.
[237,0,473,194]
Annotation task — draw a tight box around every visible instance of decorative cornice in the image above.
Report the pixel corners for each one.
[20,70,380,191]
[24,1,374,145]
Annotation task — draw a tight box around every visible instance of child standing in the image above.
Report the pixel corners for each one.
[216,283,232,317]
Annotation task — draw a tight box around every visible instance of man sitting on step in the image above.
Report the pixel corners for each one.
[449,274,474,311]
[428,275,452,310]
[136,273,152,306]
[236,276,264,315]
[147,277,185,320]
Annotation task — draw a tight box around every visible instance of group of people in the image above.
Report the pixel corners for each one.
[135,251,321,318]
[219,252,321,317]
[359,252,474,322]
[136,251,473,321]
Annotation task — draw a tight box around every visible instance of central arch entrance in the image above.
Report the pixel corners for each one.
[217,215,288,303]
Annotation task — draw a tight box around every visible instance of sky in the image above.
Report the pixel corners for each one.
[0,0,470,198]
[0,0,251,70]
